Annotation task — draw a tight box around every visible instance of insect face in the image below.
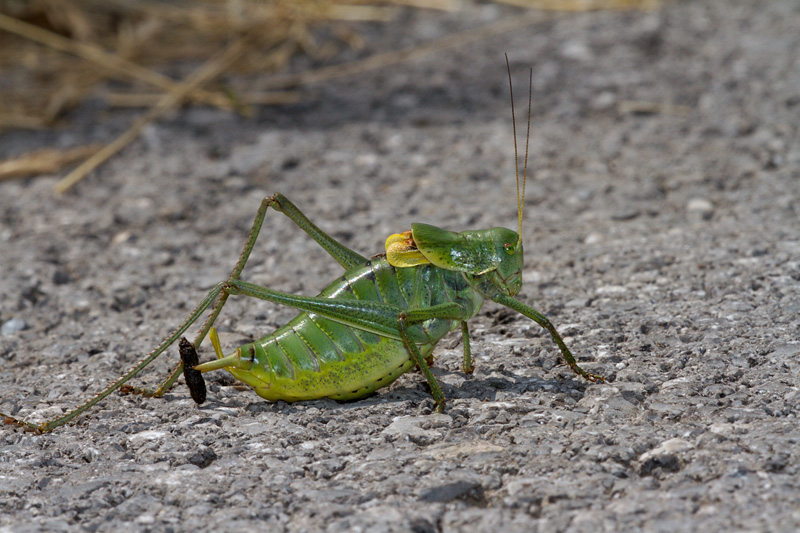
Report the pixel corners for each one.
[486,227,524,297]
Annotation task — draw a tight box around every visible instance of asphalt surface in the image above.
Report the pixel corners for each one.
[1,1,799,531]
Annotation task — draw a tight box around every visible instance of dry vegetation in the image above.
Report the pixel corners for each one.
[0,0,660,189]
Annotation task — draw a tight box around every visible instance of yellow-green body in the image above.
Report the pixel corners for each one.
[223,256,485,402]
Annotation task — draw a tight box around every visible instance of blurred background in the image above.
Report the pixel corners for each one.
[0,0,659,191]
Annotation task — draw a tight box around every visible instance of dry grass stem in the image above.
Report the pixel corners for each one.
[323,5,396,21]
[492,0,661,10]
[262,11,550,90]
[384,0,463,10]
[0,145,102,180]
[0,114,48,130]
[618,100,691,116]
[54,38,250,194]
[105,90,301,108]
[0,12,236,112]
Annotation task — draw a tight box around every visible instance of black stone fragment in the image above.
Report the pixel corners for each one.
[419,481,486,506]
[179,337,207,405]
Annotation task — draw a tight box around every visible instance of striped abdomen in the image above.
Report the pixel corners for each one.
[224,257,485,402]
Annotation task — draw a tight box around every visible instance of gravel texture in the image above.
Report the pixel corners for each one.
[1,1,799,531]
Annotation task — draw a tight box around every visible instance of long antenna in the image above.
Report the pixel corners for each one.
[522,67,532,239]
[505,54,532,243]
[505,54,522,240]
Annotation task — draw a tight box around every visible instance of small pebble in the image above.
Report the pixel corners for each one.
[687,198,714,219]
[561,40,592,61]
[611,209,640,221]
[1,318,27,336]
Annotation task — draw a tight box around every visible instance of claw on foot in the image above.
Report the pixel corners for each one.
[2,415,43,434]
[572,365,605,383]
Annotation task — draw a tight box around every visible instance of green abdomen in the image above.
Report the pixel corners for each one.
[226,258,483,402]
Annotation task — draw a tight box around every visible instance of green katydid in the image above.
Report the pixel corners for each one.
[1,59,603,434]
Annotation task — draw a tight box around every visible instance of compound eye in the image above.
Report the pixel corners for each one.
[504,243,515,254]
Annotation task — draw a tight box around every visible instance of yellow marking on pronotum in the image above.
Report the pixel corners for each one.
[385,230,430,267]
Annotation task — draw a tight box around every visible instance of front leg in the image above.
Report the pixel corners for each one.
[493,293,604,383]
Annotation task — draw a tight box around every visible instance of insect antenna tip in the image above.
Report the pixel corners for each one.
[506,55,533,243]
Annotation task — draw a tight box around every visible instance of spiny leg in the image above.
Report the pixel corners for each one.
[125,193,369,398]
[1,283,226,433]
[119,194,278,399]
[268,194,367,270]
[400,303,472,413]
[225,280,403,336]
[493,293,604,383]
[218,282,470,349]
[413,354,435,372]
[1,194,366,432]
[398,317,446,413]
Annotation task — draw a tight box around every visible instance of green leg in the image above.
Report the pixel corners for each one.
[1,195,366,432]
[124,284,229,399]
[1,283,226,433]
[227,280,404,337]
[493,293,604,383]
[270,194,367,270]
[461,321,474,374]
[228,281,470,345]
[125,194,368,398]
[401,304,471,412]
[397,318,446,413]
